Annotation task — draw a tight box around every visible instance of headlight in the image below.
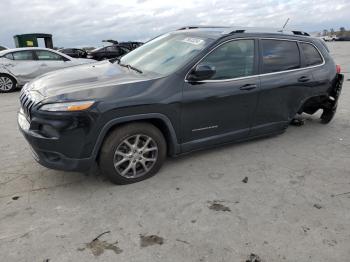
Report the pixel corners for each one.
[40,101,95,112]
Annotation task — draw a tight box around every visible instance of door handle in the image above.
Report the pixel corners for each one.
[4,64,14,67]
[240,84,257,91]
[298,76,310,82]
[40,63,48,67]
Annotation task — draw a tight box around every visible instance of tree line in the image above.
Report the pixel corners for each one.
[318,27,349,37]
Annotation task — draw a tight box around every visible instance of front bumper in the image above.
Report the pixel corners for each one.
[18,110,95,172]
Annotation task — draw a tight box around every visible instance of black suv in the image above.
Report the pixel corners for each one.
[18,26,344,184]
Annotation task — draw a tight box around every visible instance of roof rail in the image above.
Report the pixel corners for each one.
[224,27,310,36]
[177,26,229,30]
[177,26,310,36]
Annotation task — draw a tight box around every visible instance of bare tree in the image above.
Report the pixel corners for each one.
[339,27,346,37]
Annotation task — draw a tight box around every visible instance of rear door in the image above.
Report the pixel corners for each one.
[181,38,260,150]
[299,42,327,96]
[4,50,41,83]
[251,39,315,136]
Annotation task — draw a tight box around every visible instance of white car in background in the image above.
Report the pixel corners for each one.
[320,35,338,41]
[0,47,95,93]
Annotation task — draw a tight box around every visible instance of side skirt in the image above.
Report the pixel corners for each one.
[176,128,286,157]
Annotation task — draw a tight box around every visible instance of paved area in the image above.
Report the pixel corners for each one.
[1,42,350,262]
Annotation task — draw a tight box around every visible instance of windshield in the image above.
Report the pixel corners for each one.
[119,33,213,76]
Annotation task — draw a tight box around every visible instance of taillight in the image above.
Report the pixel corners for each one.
[336,64,341,74]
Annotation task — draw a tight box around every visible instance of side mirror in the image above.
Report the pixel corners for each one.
[188,63,216,81]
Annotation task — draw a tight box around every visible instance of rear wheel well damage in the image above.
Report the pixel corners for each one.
[299,75,343,116]
[298,95,329,115]
[95,117,178,161]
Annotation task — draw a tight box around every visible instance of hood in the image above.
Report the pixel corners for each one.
[27,61,157,99]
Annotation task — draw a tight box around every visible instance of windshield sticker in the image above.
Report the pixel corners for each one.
[181,37,204,45]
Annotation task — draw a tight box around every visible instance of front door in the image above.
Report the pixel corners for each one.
[34,50,68,75]
[181,39,259,151]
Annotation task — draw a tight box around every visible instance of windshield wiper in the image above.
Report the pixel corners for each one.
[119,63,143,74]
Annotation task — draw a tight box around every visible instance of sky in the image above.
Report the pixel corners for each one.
[0,0,349,48]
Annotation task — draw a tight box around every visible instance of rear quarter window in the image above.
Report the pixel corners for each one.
[300,43,323,66]
[4,53,14,60]
[261,40,300,73]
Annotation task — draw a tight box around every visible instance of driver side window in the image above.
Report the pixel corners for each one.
[35,50,66,61]
[201,39,255,80]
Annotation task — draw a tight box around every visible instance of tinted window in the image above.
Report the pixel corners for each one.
[35,50,64,61]
[300,43,323,66]
[106,46,118,52]
[13,51,35,60]
[200,39,255,80]
[262,40,300,73]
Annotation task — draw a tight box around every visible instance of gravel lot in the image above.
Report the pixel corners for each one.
[1,42,349,262]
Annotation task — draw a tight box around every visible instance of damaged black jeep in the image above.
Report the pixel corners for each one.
[18,26,344,184]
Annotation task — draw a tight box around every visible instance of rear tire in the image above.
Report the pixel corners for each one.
[0,74,16,93]
[321,107,337,124]
[99,122,167,184]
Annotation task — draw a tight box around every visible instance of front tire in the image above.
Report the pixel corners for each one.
[99,122,167,184]
[0,74,16,93]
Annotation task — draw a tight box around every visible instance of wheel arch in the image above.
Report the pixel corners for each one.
[297,94,328,115]
[92,113,181,159]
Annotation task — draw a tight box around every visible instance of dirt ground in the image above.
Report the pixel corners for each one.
[0,42,349,262]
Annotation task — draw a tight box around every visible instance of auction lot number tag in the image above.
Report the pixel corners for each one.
[181,37,204,45]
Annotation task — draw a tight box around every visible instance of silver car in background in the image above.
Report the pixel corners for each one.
[0,47,95,93]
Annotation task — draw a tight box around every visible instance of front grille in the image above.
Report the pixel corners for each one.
[20,91,36,119]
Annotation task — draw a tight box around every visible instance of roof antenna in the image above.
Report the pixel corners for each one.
[281,18,290,32]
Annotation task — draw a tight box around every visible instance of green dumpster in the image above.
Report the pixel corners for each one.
[13,33,53,49]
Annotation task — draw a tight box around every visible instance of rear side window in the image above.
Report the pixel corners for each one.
[261,40,300,73]
[300,43,323,66]
[200,39,255,80]
[12,51,35,61]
